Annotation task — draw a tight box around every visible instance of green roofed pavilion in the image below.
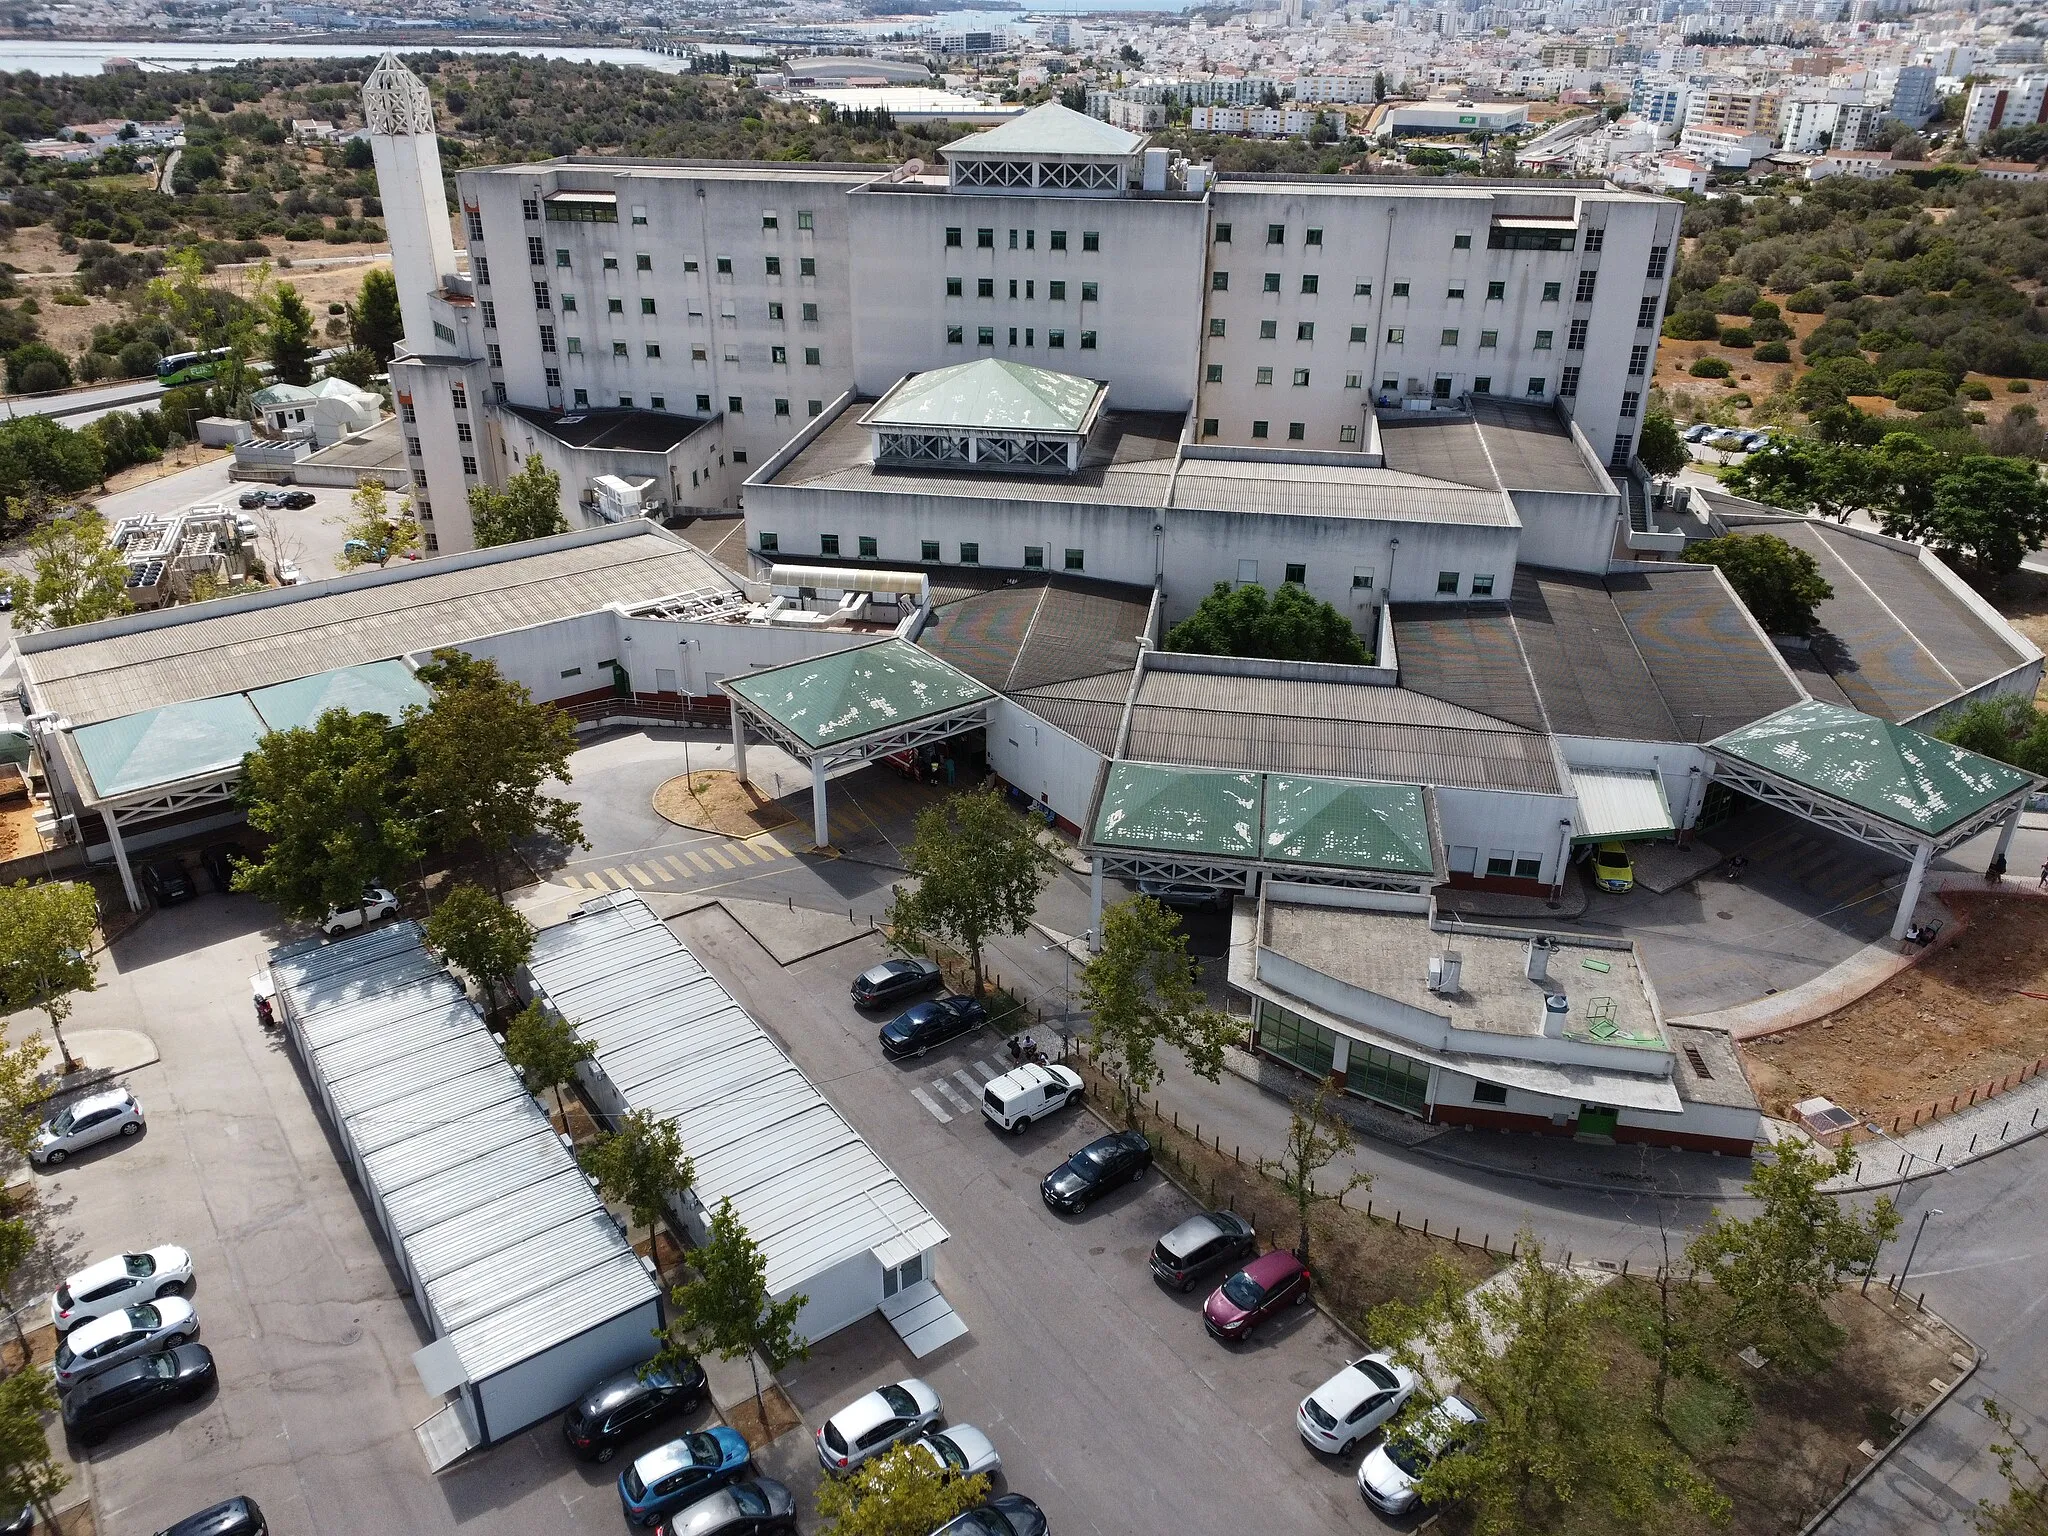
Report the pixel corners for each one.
[247,660,431,734]
[1093,763,1261,859]
[1263,777,1434,875]
[862,359,1105,435]
[74,693,267,798]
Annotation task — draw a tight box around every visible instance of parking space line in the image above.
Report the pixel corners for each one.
[703,846,736,870]
[911,1088,952,1123]
[933,1078,974,1115]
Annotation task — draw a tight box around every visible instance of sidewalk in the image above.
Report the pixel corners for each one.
[1814,1066,2048,1193]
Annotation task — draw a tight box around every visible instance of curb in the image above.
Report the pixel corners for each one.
[1826,1112,2048,1195]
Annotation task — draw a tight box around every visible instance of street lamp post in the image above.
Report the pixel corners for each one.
[1893,1207,1941,1297]
[1039,930,1091,1051]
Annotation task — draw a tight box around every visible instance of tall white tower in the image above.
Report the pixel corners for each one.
[363,52,459,348]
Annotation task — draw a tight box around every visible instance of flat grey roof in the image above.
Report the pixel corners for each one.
[303,413,405,473]
[1376,399,1609,496]
[506,403,710,454]
[18,524,733,727]
[917,573,1152,693]
[1169,458,1515,525]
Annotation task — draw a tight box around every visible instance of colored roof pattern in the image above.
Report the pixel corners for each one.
[1711,700,2035,837]
[1093,763,1261,858]
[73,693,266,797]
[864,358,1102,434]
[1262,776,1434,873]
[725,639,994,750]
[247,660,431,734]
[942,102,1145,157]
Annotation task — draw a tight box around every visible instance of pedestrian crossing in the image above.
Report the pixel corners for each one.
[908,1057,1005,1124]
[559,833,796,893]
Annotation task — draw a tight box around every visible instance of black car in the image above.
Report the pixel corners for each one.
[935,1495,1048,1536]
[1041,1130,1152,1213]
[563,1357,709,1463]
[1150,1209,1258,1292]
[152,1495,265,1536]
[879,995,988,1059]
[850,957,943,1010]
[141,862,196,907]
[236,489,269,510]
[64,1343,215,1445]
[3,1504,30,1536]
[280,490,316,510]
[656,1479,797,1536]
[199,843,246,894]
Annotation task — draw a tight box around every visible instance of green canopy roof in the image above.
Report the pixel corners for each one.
[864,359,1103,434]
[726,639,994,751]
[1711,700,2035,837]
[248,660,430,734]
[1094,764,1261,858]
[74,693,267,797]
[1263,776,1434,874]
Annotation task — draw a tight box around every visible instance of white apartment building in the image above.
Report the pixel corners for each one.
[1189,105,1345,136]
[1296,75,1380,103]
[1962,76,2048,144]
[1778,91,1873,154]
[1678,124,1773,167]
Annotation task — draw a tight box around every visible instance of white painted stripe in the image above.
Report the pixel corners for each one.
[933,1078,973,1115]
[972,1059,998,1081]
[911,1087,951,1123]
[952,1069,982,1103]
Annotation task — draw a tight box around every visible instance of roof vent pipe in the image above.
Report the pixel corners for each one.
[1526,937,1555,984]
[1543,993,1570,1038]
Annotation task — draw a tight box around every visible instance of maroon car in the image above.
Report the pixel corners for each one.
[1203,1250,1311,1342]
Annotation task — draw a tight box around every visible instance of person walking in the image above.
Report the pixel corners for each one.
[2038,856,2048,889]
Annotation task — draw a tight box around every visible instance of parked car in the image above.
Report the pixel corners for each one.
[1149,1210,1257,1293]
[911,1424,1001,1482]
[151,1497,266,1536]
[275,560,302,586]
[563,1358,708,1463]
[618,1427,752,1527]
[1683,423,1717,443]
[321,886,398,937]
[52,1298,199,1389]
[1136,878,1233,911]
[878,995,988,1059]
[1358,1395,1483,1515]
[141,862,196,907]
[232,514,260,542]
[1203,1250,1311,1342]
[280,490,315,510]
[200,843,246,894]
[932,1495,1048,1536]
[1590,841,1635,893]
[1040,1129,1151,1214]
[32,1088,146,1166]
[236,490,270,510]
[851,957,943,1009]
[1298,1352,1419,1454]
[2,1505,28,1535]
[260,491,288,510]
[63,1343,216,1445]
[52,1246,194,1333]
[816,1379,942,1474]
[653,1480,796,1536]
[980,1062,1082,1133]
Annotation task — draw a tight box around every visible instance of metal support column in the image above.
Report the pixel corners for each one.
[1990,805,2021,872]
[102,808,141,912]
[811,764,830,851]
[730,706,749,785]
[1890,842,1934,942]
[1088,859,1104,952]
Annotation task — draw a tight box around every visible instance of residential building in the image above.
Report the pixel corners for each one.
[1806,149,1902,181]
[1678,124,1774,167]
[1692,86,1782,136]
[1888,63,1938,127]
[1962,75,2048,144]
[1628,76,1690,128]
[1296,75,1380,104]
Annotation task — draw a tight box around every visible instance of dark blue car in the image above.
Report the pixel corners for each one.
[879,995,988,1059]
[619,1426,752,1527]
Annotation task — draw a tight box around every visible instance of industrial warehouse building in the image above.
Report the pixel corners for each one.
[266,922,663,1465]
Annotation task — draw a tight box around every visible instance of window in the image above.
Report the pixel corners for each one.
[651,395,664,410]
[977,228,994,248]
[1215,222,1232,243]
[1345,373,1362,388]
[1437,571,1460,595]
[1486,280,1506,302]
[1391,281,1410,298]
[1471,574,1495,596]
[800,257,815,277]
[1527,376,1547,397]
[775,398,790,417]
[921,539,941,562]
[462,456,478,476]
[978,326,994,346]
[808,400,821,416]
[1213,272,1230,292]
[1202,417,1219,437]
[407,437,421,457]
[947,325,964,344]
[1009,279,1018,299]
[1048,329,1065,348]
[1637,296,1660,329]
[762,212,779,231]
[820,535,840,556]
[545,367,561,388]
[1284,562,1307,584]
[482,300,497,328]
[1297,322,1315,341]
[732,450,747,465]
[1080,331,1096,350]
[1256,366,1274,385]
[769,345,788,365]
[561,294,578,314]
[1647,244,1669,280]
[1352,567,1374,590]
[1255,998,1337,1080]
[1488,226,1575,252]
[1208,316,1223,338]
[960,541,980,565]
[1264,273,1281,293]
[1583,226,1605,253]
[534,282,552,310]
[539,325,556,353]
[1301,274,1319,294]
[1441,329,1459,347]
[696,393,711,411]
[1054,282,1070,303]
[555,248,573,269]
[1354,281,1372,296]
[1293,368,1310,386]
[1620,390,1640,418]
[1081,281,1097,302]
[805,347,821,366]
[1533,330,1553,350]
[1238,560,1259,584]
[1252,420,1269,439]
[474,256,491,285]
[612,341,628,357]
[645,342,661,359]
[1050,230,1067,251]
[760,532,779,553]
[1574,270,1597,303]
[1024,546,1045,570]
[1082,232,1099,252]
[1447,285,1465,300]
[1206,364,1224,383]
[692,345,708,361]
[1009,229,1018,250]
[641,297,657,316]
[1559,365,1580,397]
[450,384,468,410]
[1064,548,1084,571]
[765,256,781,277]
[798,209,813,231]
[527,236,545,265]
[684,260,697,273]
[1306,227,1323,246]
[608,297,624,315]
[858,536,878,559]
[1567,318,1587,350]
[1628,344,1649,375]
[400,403,417,424]
[802,302,818,322]
[1260,320,1278,339]
[1348,326,1368,343]
[1478,329,1498,349]
[946,227,962,247]
[1287,422,1305,441]
[1026,230,1035,250]
[617,395,632,408]
[521,196,539,221]
[1387,328,1405,344]
[1267,223,1286,244]
[769,301,786,321]
[1472,1081,1508,1105]
[729,395,744,413]
[978,278,995,299]
[1486,849,1514,876]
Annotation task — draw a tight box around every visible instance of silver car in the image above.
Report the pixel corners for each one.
[51,1298,199,1389]
[815,1378,941,1474]
[31,1088,145,1166]
[912,1424,1001,1482]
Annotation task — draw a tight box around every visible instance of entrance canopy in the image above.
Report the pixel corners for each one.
[1571,767,1674,844]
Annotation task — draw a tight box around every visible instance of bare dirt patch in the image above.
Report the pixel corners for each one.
[724,1384,803,1451]
[653,771,797,839]
[1741,894,2048,1124]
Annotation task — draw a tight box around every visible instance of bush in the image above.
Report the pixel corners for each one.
[1749,315,1793,341]
[1750,299,1782,321]
[115,339,160,378]
[1885,369,1958,412]
[1960,380,1992,400]
[77,350,112,383]
[1663,309,1720,341]
[6,342,72,393]
[1689,356,1733,378]
[1720,326,1755,348]
[1707,280,1761,316]
[1755,341,1790,362]
[2010,380,2033,393]
[0,414,104,498]
[1786,286,1828,313]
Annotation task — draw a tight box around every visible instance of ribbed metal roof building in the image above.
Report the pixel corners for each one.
[268,921,662,1465]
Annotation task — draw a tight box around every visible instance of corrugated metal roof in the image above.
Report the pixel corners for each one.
[296,979,471,1053]
[726,638,994,750]
[919,579,1151,695]
[379,1125,574,1239]
[360,1112,558,1201]
[445,1252,657,1385]
[1263,776,1434,872]
[307,1000,484,1082]
[1572,767,1674,841]
[1170,460,1515,525]
[344,1071,530,1158]
[405,1169,604,1285]
[1122,707,1560,793]
[425,1210,637,1334]
[943,101,1145,157]
[1389,603,1549,732]
[326,1035,510,1120]
[73,693,267,797]
[524,891,949,1300]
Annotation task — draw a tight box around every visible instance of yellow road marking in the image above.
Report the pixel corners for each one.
[686,849,717,873]
[752,833,790,859]
[723,843,755,865]
[703,845,736,870]
[625,864,652,884]
[600,869,628,890]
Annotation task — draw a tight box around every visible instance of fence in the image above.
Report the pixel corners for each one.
[1878,1054,2048,1136]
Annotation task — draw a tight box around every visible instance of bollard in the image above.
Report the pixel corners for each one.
[1422,1218,1430,1237]
[1916,1291,1926,1312]
[1235,1145,1240,1164]
[1622,1258,1629,1277]
[1969,1133,1979,1156]
[1898,1154,1908,1177]
[1483,1233,1491,1254]
[1366,1200,1373,1220]
[1174,1111,1179,1131]
[1510,1239,1519,1259]
[1935,1142,1944,1163]
[1395,1210,1403,1230]
[1566,1250,1573,1267]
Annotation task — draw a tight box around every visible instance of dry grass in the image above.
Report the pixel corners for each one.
[652,771,797,839]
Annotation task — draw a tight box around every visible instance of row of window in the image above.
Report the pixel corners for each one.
[757,531,1090,570]
[944,227,1100,252]
[517,198,817,232]
[1213,271,1607,302]
[1253,999,1431,1115]
[947,326,1096,349]
[519,242,822,281]
[945,277,1099,302]
[1216,224,1609,258]
[1204,319,1654,354]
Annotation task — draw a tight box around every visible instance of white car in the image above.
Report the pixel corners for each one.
[51,1298,199,1389]
[276,559,303,586]
[31,1088,145,1166]
[1299,1352,1419,1454]
[322,886,398,937]
[911,1424,1000,1483]
[979,1062,1083,1134]
[51,1247,194,1333]
[1358,1395,1483,1515]
[816,1378,941,1474]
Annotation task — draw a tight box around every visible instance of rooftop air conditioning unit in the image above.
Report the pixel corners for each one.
[1427,951,1463,994]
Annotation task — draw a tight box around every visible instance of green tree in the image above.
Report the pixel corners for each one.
[0,1032,50,1163]
[1934,695,2048,776]
[1258,1074,1371,1264]
[503,1000,594,1130]
[323,347,382,389]
[1724,435,1871,522]
[1682,532,1835,637]
[424,881,534,1014]
[582,1109,692,1280]
[405,650,586,898]
[468,453,567,548]
[667,1197,809,1420]
[338,476,421,568]
[3,506,131,631]
[348,267,404,365]
[1976,1399,2048,1535]
[0,879,100,1071]
[1865,431,1948,534]
[267,281,317,386]
[0,1368,67,1531]
[1371,1240,1728,1535]
[0,418,105,503]
[150,247,269,422]
[1685,1139,1900,1374]
[814,1442,988,1536]
[0,1217,40,1358]
[234,709,421,925]
[1164,581,1370,663]
[5,343,71,394]
[1635,410,1690,478]
[889,787,1059,997]
[1080,894,1237,1110]
[1921,456,2048,578]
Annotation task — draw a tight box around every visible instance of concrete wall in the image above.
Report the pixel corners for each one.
[392,354,495,554]
[786,1249,886,1344]
[1507,485,1620,575]
[988,695,1104,830]
[1428,1067,1758,1152]
[1434,785,1576,886]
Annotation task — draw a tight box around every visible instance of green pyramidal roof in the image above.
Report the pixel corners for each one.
[1711,700,2035,836]
[1263,776,1434,874]
[726,639,994,750]
[1094,764,1261,858]
[864,359,1104,434]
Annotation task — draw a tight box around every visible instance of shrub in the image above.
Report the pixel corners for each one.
[6,342,71,393]
[1786,286,1828,313]
[115,339,160,378]
[1960,380,1992,400]
[1689,356,1733,378]
[1754,341,1792,362]
[1707,280,1761,316]
[1663,309,1720,341]
[1749,315,1793,341]
[2010,380,2033,393]
[1749,299,1782,321]
[1720,326,1755,348]
[77,351,113,383]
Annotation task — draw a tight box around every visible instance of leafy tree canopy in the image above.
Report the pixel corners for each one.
[468,453,567,548]
[0,419,105,505]
[1636,410,1690,477]
[665,1196,808,1416]
[1682,532,1835,637]
[424,881,534,1009]
[1935,695,2048,777]
[2,505,131,631]
[0,880,99,1070]
[889,788,1059,997]
[1164,581,1369,664]
[1082,895,1237,1105]
[814,1443,988,1536]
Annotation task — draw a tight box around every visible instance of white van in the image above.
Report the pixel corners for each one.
[980,1063,1083,1133]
